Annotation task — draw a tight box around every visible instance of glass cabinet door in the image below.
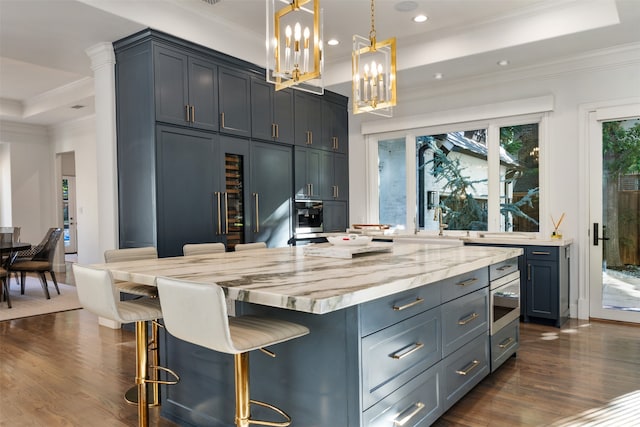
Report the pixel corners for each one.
[219,136,250,251]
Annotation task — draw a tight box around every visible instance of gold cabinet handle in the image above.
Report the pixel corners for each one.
[185,105,190,122]
[456,359,480,376]
[275,123,279,138]
[253,192,260,233]
[391,342,424,360]
[392,297,424,311]
[224,192,229,235]
[190,105,195,123]
[498,337,514,349]
[221,112,225,128]
[458,312,479,325]
[271,123,276,138]
[393,402,425,426]
[456,277,478,287]
[215,192,222,234]
[309,183,313,196]
[496,264,513,271]
[532,251,550,255]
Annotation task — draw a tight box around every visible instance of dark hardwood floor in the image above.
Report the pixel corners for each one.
[1,270,639,426]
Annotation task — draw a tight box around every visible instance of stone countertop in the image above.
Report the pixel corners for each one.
[92,243,522,315]
[343,231,573,247]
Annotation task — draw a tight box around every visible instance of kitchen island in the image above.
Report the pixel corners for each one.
[95,243,522,426]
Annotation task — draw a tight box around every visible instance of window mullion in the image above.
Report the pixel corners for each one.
[487,124,501,232]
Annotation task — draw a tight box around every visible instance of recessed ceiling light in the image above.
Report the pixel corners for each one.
[327,39,339,46]
[434,73,443,80]
[394,1,418,12]
[413,14,428,23]
[497,59,510,67]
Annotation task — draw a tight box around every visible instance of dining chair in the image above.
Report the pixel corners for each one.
[234,242,267,252]
[9,227,62,299]
[0,267,10,308]
[156,276,309,427]
[182,242,226,256]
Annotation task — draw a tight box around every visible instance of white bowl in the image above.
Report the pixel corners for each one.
[327,235,373,246]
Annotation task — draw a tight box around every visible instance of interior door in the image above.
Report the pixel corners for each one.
[62,176,77,254]
[589,105,640,323]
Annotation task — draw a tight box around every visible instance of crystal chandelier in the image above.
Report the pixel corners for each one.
[266,0,324,94]
[352,0,397,116]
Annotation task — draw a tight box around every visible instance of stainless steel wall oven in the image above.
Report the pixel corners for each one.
[490,270,521,335]
[294,200,323,234]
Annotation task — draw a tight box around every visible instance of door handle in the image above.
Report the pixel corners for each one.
[253,192,260,233]
[593,223,609,246]
[215,192,222,235]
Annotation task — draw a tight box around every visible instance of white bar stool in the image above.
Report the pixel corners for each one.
[234,242,267,251]
[183,242,226,256]
[156,277,309,427]
[73,265,179,427]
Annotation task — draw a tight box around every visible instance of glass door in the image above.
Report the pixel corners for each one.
[589,107,640,323]
[219,136,250,251]
[62,176,77,253]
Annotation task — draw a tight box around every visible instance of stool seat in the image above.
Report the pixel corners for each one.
[156,277,309,427]
[116,298,162,322]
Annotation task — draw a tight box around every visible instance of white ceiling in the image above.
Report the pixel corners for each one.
[1,0,639,126]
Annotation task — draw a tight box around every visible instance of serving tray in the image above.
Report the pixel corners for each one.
[303,242,393,259]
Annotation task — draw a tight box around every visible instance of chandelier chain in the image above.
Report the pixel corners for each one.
[369,0,376,40]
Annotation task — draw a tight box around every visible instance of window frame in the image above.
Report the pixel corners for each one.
[365,112,549,237]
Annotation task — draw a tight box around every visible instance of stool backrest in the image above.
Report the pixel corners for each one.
[72,264,121,321]
[156,277,236,354]
[234,242,267,252]
[104,247,158,263]
[183,242,226,256]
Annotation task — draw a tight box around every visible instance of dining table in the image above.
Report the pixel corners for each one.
[0,242,31,307]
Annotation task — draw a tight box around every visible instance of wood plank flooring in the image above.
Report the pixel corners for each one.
[1,273,639,426]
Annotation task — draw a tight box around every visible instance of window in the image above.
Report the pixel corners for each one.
[374,118,541,234]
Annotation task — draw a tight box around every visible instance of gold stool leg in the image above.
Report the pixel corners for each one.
[150,320,160,406]
[234,353,250,427]
[135,320,149,427]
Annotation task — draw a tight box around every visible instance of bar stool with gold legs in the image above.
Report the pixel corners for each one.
[72,265,179,427]
[156,277,309,427]
[104,247,162,407]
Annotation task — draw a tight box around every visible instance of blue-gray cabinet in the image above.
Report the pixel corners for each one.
[294,146,321,199]
[323,200,348,232]
[250,79,294,144]
[218,66,251,137]
[322,99,349,154]
[154,46,219,131]
[294,91,323,148]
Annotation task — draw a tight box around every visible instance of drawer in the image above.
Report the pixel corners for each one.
[491,318,520,372]
[489,257,519,281]
[442,332,490,411]
[360,282,441,337]
[442,288,489,357]
[363,361,443,427]
[525,246,558,261]
[362,306,441,410]
[440,267,488,303]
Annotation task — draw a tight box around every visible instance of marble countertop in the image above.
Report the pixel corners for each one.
[92,243,522,315]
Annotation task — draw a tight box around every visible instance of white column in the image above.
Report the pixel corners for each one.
[85,43,119,258]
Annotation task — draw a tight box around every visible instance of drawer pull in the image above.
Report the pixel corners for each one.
[456,277,478,287]
[393,402,425,426]
[391,342,424,360]
[532,251,550,255]
[456,359,480,376]
[392,297,424,311]
[496,264,513,271]
[498,337,515,349]
[458,312,479,325]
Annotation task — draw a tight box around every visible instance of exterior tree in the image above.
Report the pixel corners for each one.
[602,120,640,268]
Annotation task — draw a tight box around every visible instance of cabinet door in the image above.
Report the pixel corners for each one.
[250,79,274,141]
[319,150,335,199]
[188,57,218,131]
[154,46,189,127]
[323,200,348,232]
[219,67,251,137]
[273,88,295,144]
[334,153,349,200]
[156,125,218,257]
[294,91,322,147]
[322,100,349,153]
[526,259,558,319]
[294,147,321,199]
[218,136,250,251]
[250,142,293,247]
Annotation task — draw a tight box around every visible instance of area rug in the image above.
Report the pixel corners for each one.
[0,277,81,322]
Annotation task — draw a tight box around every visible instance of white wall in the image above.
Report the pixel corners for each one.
[51,116,102,265]
[348,44,640,319]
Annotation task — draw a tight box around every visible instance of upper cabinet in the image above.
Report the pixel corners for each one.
[154,46,218,131]
[294,91,323,148]
[218,66,252,138]
[251,79,294,144]
[322,100,349,154]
